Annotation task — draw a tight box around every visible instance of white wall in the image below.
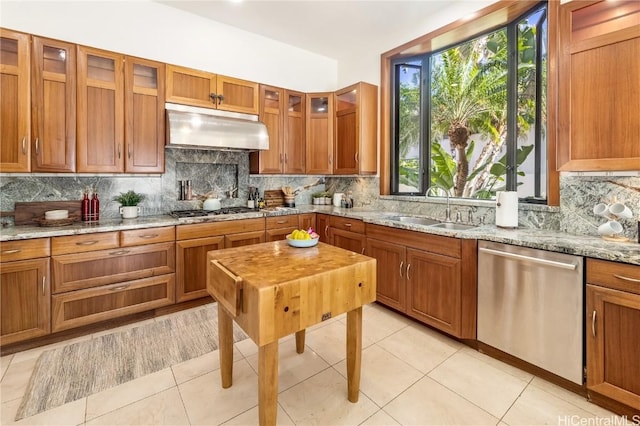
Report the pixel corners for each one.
[336,0,499,87]
[0,0,338,92]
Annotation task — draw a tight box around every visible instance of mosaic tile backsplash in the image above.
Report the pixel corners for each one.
[1,147,638,242]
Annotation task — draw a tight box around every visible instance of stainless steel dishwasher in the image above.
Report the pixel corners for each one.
[477,241,584,384]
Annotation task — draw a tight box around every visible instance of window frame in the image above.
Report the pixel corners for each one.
[378,0,560,206]
[389,2,548,202]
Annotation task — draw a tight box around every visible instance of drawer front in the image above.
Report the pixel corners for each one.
[587,258,640,294]
[52,274,175,332]
[265,215,298,229]
[120,226,175,247]
[0,238,50,262]
[176,218,265,240]
[266,227,297,242]
[52,242,175,293]
[52,232,120,255]
[330,216,365,234]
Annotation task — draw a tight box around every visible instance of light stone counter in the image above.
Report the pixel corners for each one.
[2,206,638,266]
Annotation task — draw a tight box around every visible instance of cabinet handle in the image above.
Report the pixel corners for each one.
[21,136,26,154]
[280,154,283,164]
[324,225,329,239]
[284,153,288,164]
[42,276,46,296]
[276,220,287,224]
[1,249,21,254]
[361,247,365,255]
[399,261,404,278]
[210,93,217,103]
[117,143,121,159]
[591,310,597,338]
[329,155,332,165]
[128,146,132,159]
[35,138,39,155]
[217,94,224,103]
[355,152,358,163]
[109,249,130,256]
[344,223,352,227]
[76,240,99,246]
[110,285,130,292]
[138,234,159,239]
[613,274,640,283]
[406,263,411,281]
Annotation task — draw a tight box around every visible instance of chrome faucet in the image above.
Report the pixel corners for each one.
[426,185,451,222]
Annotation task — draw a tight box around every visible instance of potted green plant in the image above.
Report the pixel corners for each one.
[322,191,333,205]
[113,190,145,219]
[312,192,324,205]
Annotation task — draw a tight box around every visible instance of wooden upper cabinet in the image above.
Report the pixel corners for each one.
[125,57,165,173]
[76,46,124,173]
[306,92,334,174]
[284,90,305,173]
[166,65,258,114]
[0,29,30,172]
[251,85,284,173]
[557,0,640,171]
[31,36,76,172]
[334,82,377,175]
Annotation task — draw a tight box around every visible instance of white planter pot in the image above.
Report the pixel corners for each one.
[120,206,140,219]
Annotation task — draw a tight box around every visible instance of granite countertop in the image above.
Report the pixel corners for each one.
[2,206,638,266]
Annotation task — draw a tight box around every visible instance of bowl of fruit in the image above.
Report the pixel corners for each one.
[286,228,320,248]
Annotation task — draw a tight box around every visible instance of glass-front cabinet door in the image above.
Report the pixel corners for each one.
[306,93,334,174]
[31,37,76,172]
[284,90,305,173]
[334,86,359,174]
[0,29,30,172]
[251,85,284,173]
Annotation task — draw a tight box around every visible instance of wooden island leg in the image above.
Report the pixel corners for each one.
[346,306,362,403]
[218,306,233,388]
[258,341,279,426]
[295,329,306,354]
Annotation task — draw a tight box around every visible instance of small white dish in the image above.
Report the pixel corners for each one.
[45,209,69,220]
[597,220,623,236]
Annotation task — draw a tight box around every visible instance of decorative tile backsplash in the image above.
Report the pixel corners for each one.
[1,147,638,242]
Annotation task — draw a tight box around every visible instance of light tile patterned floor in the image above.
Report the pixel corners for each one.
[0,303,626,425]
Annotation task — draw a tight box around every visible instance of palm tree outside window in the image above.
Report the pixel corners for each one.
[390,2,547,203]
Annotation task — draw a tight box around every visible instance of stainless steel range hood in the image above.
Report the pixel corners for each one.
[165,102,269,151]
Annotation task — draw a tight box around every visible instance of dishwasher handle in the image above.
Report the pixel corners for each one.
[479,247,578,270]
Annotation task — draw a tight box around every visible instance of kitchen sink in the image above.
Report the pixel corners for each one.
[429,222,477,230]
[388,216,440,226]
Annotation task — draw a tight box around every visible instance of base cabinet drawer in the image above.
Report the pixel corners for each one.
[52,274,175,332]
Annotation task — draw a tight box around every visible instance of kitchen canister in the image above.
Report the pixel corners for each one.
[333,193,344,207]
[495,191,518,228]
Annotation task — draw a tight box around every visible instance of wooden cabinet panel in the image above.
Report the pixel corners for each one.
[332,229,365,254]
[224,230,265,248]
[284,90,305,173]
[125,56,165,173]
[299,213,316,232]
[251,85,283,173]
[265,215,298,229]
[166,64,216,108]
[77,46,124,172]
[52,231,119,255]
[317,214,331,243]
[266,227,296,242]
[330,216,365,234]
[0,29,30,172]
[176,218,265,240]
[120,226,175,247]
[306,93,334,174]
[31,36,76,172]
[176,236,224,303]
[366,238,405,311]
[0,238,50,262]
[333,82,377,175]
[557,1,640,171]
[0,258,50,345]
[406,248,461,336]
[216,74,259,115]
[52,241,175,293]
[52,274,175,332]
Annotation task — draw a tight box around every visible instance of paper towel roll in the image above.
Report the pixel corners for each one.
[496,191,518,228]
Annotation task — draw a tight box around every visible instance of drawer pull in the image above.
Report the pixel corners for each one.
[344,223,352,227]
[361,247,365,255]
[76,240,99,246]
[42,276,46,296]
[276,220,287,224]
[109,250,130,256]
[110,285,129,292]
[613,274,640,283]
[1,249,21,254]
[324,225,329,238]
[591,310,597,338]
[406,263,412,281]
[138,234,159,239]
[21,136,26,154]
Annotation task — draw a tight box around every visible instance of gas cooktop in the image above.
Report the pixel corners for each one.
[170,207,257,219]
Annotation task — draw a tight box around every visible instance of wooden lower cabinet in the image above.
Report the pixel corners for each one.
[365,223,476,339]
[265,214,298,242]
[176,236,224,303]
[317,214,330,243]
[586,259,640,412]
[0,258,50,345]
[332,228,365,254]
[52,275,175,332]
[299,213,316,232]
[225,230,265,248]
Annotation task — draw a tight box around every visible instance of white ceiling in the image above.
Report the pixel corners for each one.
[155,1,471,61]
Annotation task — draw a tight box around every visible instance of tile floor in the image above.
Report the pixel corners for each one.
[0,303,628,426]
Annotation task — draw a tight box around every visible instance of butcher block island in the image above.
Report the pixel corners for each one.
[207,240,376,425]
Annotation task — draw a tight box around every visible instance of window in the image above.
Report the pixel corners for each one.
[390,3,547,203]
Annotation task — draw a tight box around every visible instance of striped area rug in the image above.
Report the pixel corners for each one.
[16,303,248,420]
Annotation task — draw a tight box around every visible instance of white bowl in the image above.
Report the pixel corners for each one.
[286,235,319,248]
[45,210,69,220]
